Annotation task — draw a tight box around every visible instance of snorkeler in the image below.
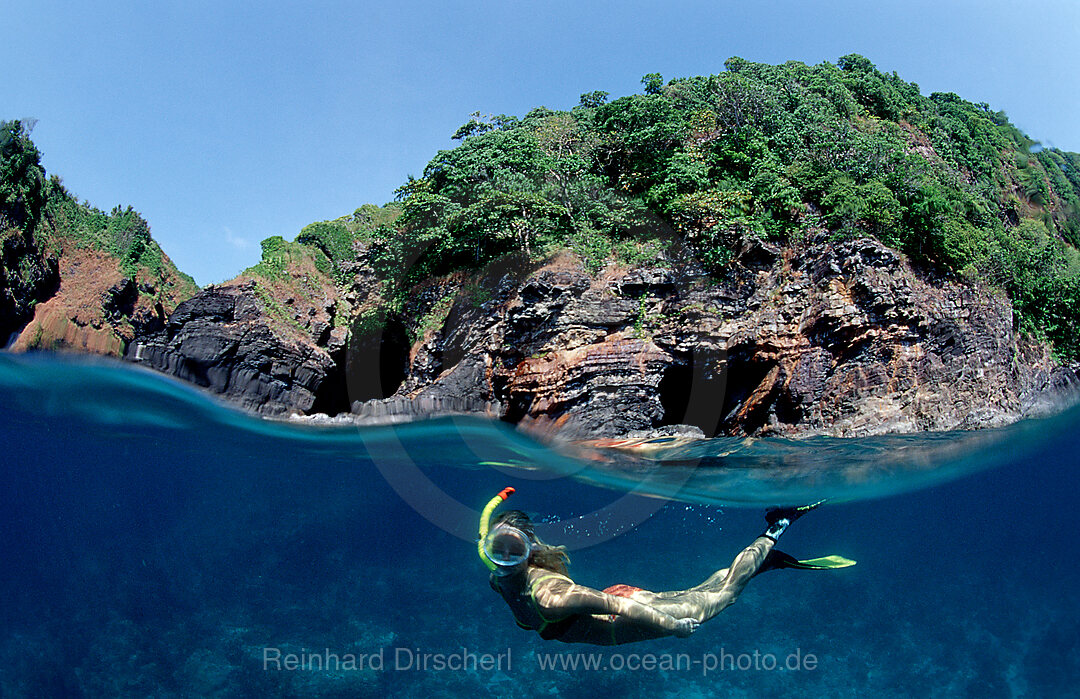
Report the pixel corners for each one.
[478,488,853,645]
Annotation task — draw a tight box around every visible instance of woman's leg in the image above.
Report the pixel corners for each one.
[630,503,818,623]
[631,535,775,622]
[570,505,822,644]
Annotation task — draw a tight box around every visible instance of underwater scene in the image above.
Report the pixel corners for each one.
[1,352,1078,697]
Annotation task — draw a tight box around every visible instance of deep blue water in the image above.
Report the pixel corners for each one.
[1,353,1078,697]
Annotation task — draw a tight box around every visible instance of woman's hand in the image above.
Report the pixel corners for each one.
[673,618,700,638]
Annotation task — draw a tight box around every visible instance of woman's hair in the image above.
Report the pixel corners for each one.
[493,510,570,576]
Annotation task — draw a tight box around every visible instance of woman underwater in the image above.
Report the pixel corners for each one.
[479,488,854,645]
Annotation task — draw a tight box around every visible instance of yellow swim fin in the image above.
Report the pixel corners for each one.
[765,550,856,571]
[789,554,856,569]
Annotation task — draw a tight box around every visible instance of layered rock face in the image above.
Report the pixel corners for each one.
[127,282,348,416]
[123,234,1077,438]
[364,236,1076,438]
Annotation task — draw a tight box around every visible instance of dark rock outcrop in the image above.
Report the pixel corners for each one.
[0,227,59,344]
[127,282,347,416]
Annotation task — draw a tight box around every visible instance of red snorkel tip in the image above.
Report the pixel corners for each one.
[498,487,515,500]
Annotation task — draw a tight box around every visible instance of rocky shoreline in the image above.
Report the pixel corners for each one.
[127,283,348,416]
[124,234,1080,439]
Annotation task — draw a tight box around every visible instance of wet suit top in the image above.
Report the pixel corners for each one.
[491,566,682,642]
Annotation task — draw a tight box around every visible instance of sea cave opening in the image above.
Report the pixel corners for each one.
[345,314,410,406]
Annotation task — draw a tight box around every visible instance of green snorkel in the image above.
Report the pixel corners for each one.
[478,487,516,570]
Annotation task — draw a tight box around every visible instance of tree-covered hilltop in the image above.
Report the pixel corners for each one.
[0,119,197,350]
[259,55,1078,359]
[7,55,1080,362]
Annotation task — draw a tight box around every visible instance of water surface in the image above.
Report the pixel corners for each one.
[1,354,1076,697]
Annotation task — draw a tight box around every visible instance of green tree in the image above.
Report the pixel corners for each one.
[641,73,664,95]
[534,113,601,222]
[578,90,610,109]
[0,119,46,233]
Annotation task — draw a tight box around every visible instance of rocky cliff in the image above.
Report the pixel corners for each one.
[124,233,1078,439]
[1,120,197,357]
[127,282,348,416]
[0,225,58,344]
[8,246,186,355]
[9,55,1080,436]
[354,234,1077,438]
[124,236,352,416]
[1,231,195,358]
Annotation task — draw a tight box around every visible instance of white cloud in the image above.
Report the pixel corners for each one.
[223,226,251,250]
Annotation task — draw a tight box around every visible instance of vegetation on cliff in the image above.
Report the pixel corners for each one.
[287,56,1080,359]
[0,119,197,350]
[0,120,46,236]
[2,120,195,290]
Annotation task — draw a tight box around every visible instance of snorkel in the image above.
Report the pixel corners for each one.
[478,487,521,572]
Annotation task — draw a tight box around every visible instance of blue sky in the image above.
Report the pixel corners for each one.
[5,0,1078,285]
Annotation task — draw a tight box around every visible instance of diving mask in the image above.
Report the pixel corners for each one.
[482,524,532,571]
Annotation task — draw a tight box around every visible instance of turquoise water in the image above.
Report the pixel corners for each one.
[1,353,1077,697]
